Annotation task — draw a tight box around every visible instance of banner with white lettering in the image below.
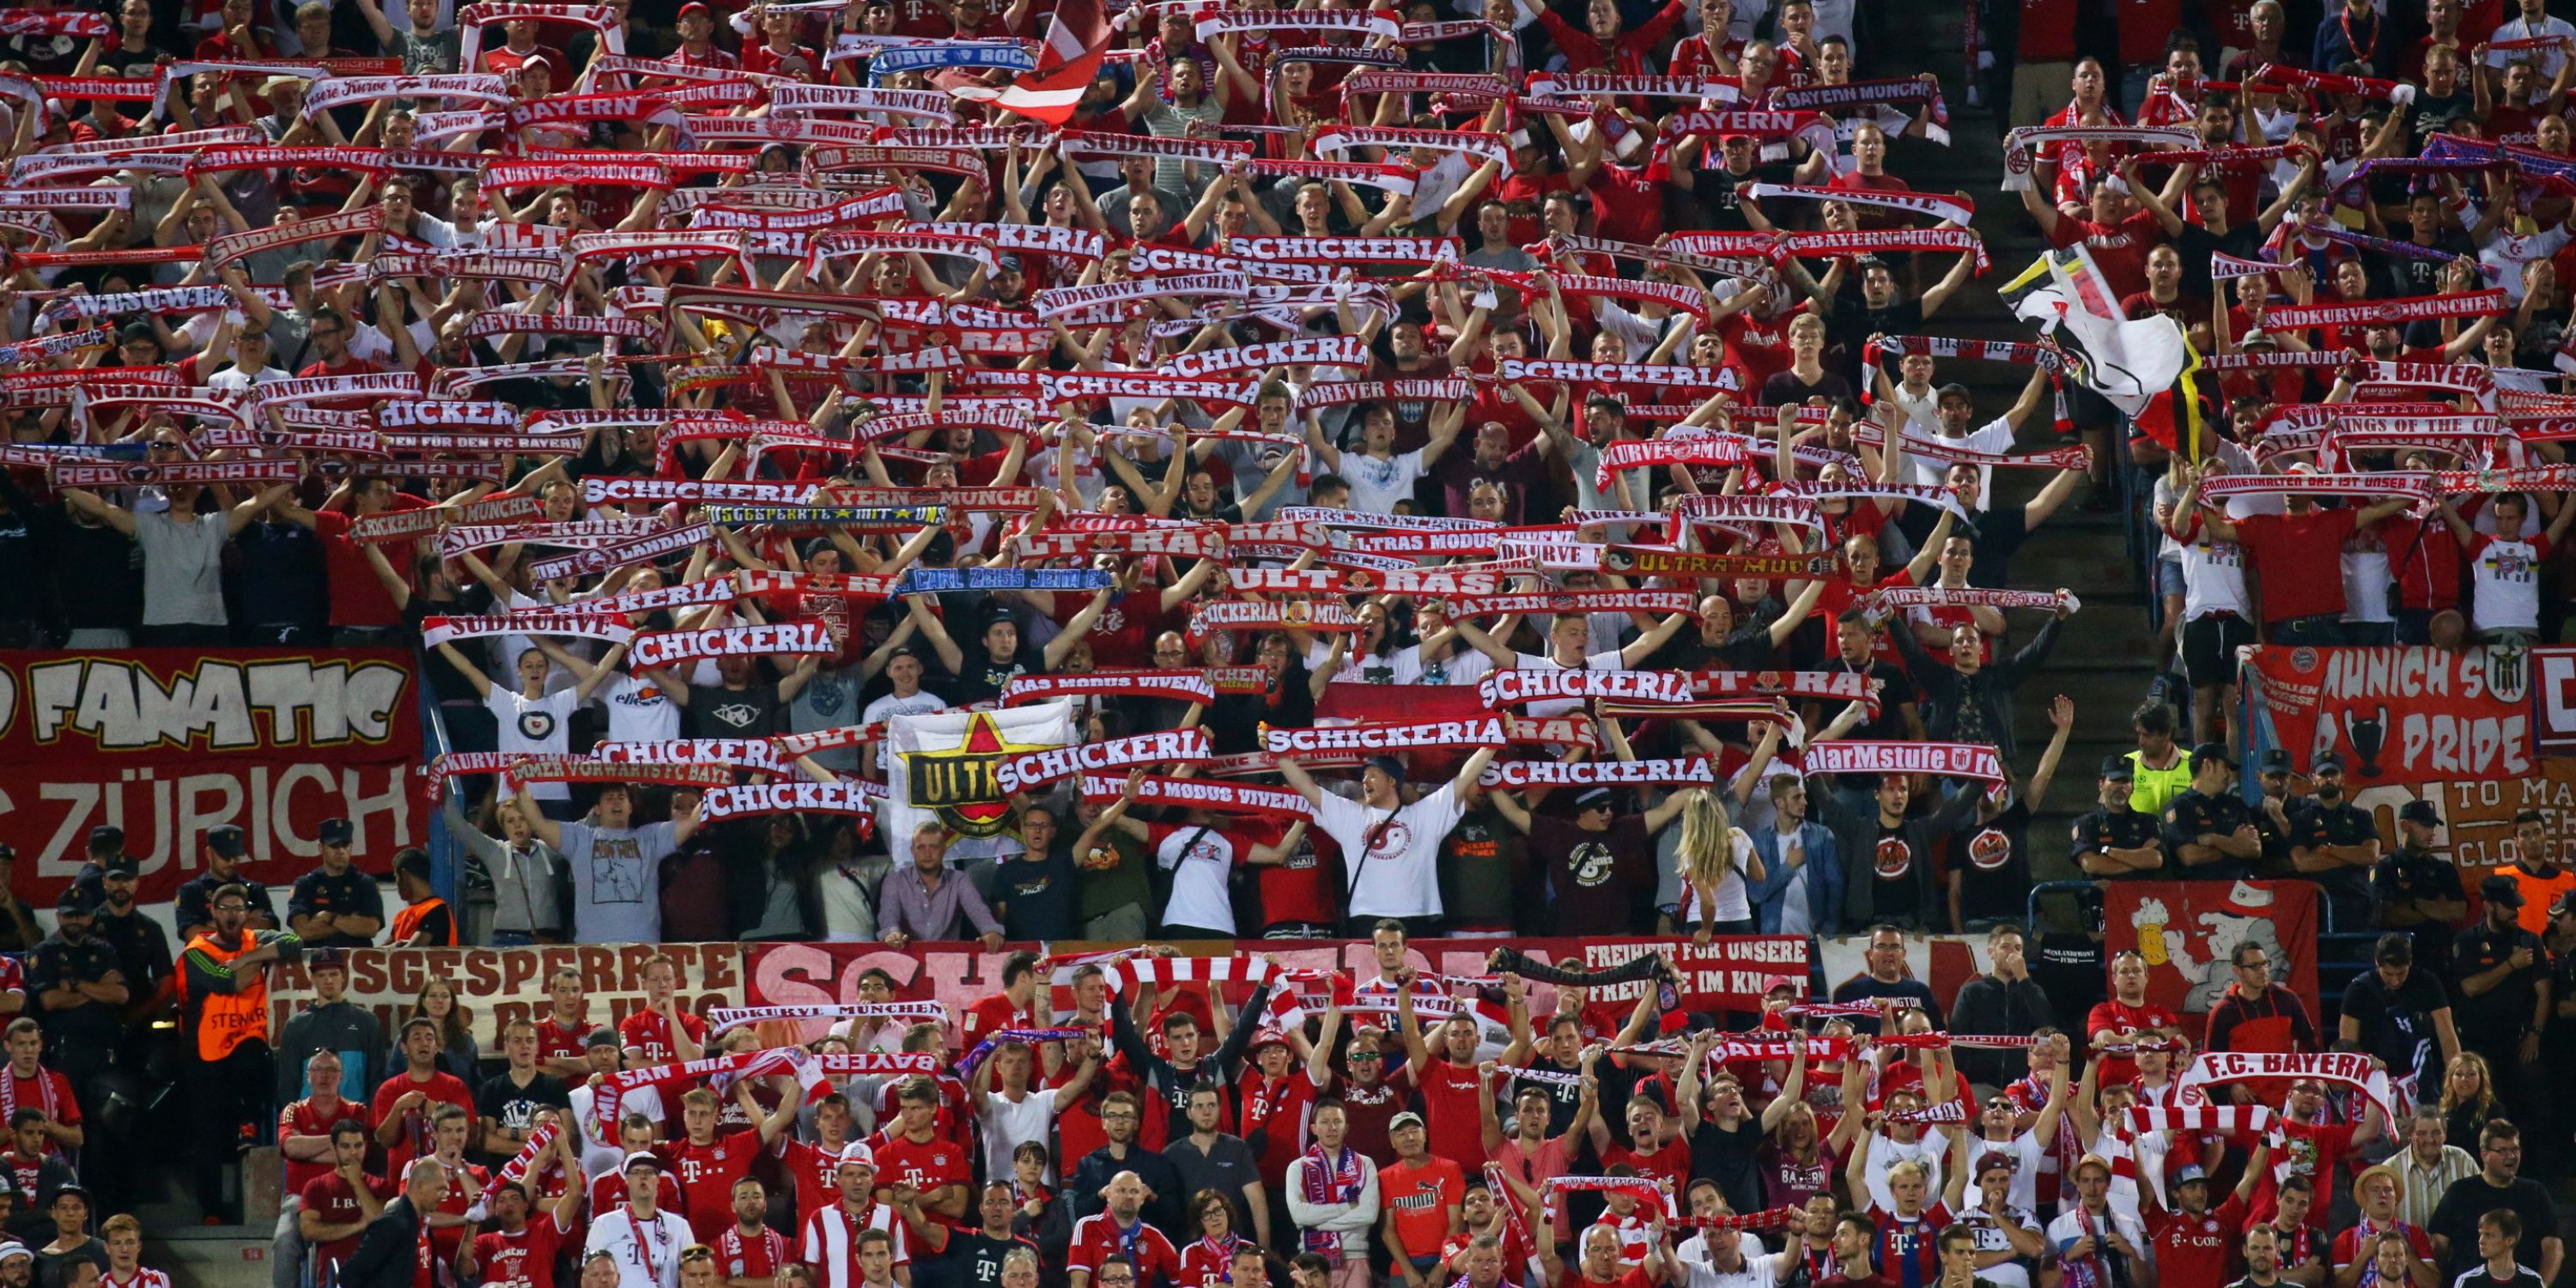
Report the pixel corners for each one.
[266,943,743,1054]
[2243,645,2532,785]
[0,649,426,905]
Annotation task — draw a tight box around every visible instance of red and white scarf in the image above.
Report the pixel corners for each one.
[1261,716,1506,754]
[627,622,838,670]
[1745,182,1971,227]
[2258,290,2505,329]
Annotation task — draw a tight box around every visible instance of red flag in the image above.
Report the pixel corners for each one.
[952,0,1108,125]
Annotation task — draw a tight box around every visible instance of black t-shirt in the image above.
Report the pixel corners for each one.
[686,681,783,738]
[2160,788,2254,882]
[1828,295,1923,383]
[1686,1115,1765,1217]
[1952,799,2031,923]
[1692,157,1799,230]
[2339,966,2452,1088]
[2286,799,2376,895]
[987,847,1078,943]
[1516,1056,1587,1136]
[942,649,1038,707]
[949,1230,1036,1288]
[2373,848,2467,971]
[1866,818,1923,922]
[2173,221,2266,299]
[235,518,329,630]
[1828,659,1917,743]
[2071,807,2165,878]
[1902,504,2035,590]
[174,874,277,938]
[2429,1174,2555,1282]
[474,1070,571,1161]
[1528,816,1652,937]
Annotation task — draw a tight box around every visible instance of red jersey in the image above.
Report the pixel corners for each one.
[2151,1195,2246,1286]
[1603,1138,1691,1194]
[1237,1070,1319,1183]
[1412,1058,1491,1168]
[779,1135,863,1230]
[964,993,1040,1051]
[2019,0,2079,59]
[2232,508,2360,625]
[801,1201,913,1288]
[1251,821,1337,928]
[535,1016,592,1068]
[1329,1075,1408,1167]
[1068,1212,1181,1285]
[872,1131,971,1223]
[278,1095,369,1194]
[1179,1232,1245,1285]
[2083,999,2180,1089]
[659,1129,763,1242]
[2252,1119,2355,1224]
[300,1170,391,1271]
[2330,1219,2433,1274]
[1867,1203,1953,1285]
[370,1071,476,1176]
[473,1212,569,1288]
[618,1007,708,1064]
[2042,209,2164,301]
[718,1221,793,1283]
[427,1160,489,1270]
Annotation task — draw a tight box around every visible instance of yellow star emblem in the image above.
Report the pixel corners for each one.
[900,709,1058,837]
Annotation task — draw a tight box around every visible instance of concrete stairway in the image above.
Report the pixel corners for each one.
[1867,6,2169,882]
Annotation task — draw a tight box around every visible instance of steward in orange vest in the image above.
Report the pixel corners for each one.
[388,848,458,947]
[174,880,303,1221]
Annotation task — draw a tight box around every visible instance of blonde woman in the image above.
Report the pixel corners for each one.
[2438,1051,2501,1151]
[1671,787,1767,941]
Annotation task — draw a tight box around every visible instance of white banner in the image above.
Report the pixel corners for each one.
[879,701,1077,861]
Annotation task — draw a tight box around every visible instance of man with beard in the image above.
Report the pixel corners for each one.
[2374,804,2470,977]
[26,891,123,1163]
[2450,877,2550,1127]
[1813,769,1980,933]
[2429,1121,2561,1284]
[2287,754,2381,932]
[85,859,170,1000]
[174,825,276,943]
[1069,1094,1187,1232]
[2160,743,2263,882]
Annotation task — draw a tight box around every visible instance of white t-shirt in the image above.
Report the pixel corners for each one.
[1674,829,1758,925]
[1308,783,1471,920]
[1904,414,2016,510]
[1961,1131,2048,1215]
[488,687,581,800]
[1151,822,1243,933]
[2339,523,2393,626]
[2496,14,2576,79]
[1677,1252,1788,1288]
[598,670,683,744]
[2469,533,2549,631]
[585,1206,692,1288]
[1950,1200,2041,1288]
[1862,1128,1949,1213]
[861,690,949,770]
[2175,522,2249,623]
[975,1086,1061,1181]
[1510,649,1625,718]
[1339,448,1429,515]
[2043,1206,2146,1285]
[1390,643,1492,687]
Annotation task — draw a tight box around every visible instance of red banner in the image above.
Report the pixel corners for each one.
[0,649,427,905]
[2245,645,2533,785]
[2101,880,2318,1019]
[743,936,1809,1040]
[264,942,746,1051]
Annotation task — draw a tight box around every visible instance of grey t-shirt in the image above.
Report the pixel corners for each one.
[558,819,677,944]
[1163,1131,1263,1225]
[389,27,461,75]
[1141,100,1226,197]
[134,510,229,626]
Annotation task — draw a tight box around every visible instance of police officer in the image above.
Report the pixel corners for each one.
[176,825,277,943]
[287,819,384,950]
[86,857,172,1002]
[2160,743,2260,882]
[66,827,123,916]
[2072,756,2165,879]
[2288,754,2380,933]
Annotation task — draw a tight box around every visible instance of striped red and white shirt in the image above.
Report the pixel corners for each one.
[800,1200,911,1288]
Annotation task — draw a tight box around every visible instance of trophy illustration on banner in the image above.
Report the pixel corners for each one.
[2348,704,2389,779]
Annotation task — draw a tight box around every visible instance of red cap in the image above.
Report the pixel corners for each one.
[677,1,712,15]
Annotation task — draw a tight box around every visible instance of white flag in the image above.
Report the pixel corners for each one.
[878,700,1078,861]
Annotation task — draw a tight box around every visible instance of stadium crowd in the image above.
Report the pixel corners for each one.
[0,0,2574,1285]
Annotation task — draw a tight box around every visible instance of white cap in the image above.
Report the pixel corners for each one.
[836,1142,877,1172]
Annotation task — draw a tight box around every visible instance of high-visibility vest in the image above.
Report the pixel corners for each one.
[176,932,268,1061]
[391,896,456,946]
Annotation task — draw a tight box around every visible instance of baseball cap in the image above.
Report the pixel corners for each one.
[2075,1154,2114,1179]
[2314,752,2345,773]
[2480,874,2524,906]
[2172,1163,2208,1185]
[309,948,348,972]
[1389,1111,1425,1132]
[2554,890,2576,920]
[836,1142,877,1170]
[677,0,711,13]
[99,855,137,878]
[1718,133,1754,145]
[1760,975,1800,996]
[2257,749,2291,774]
[1249,1027,1290,1050]
[86,825,122,854]
[319,817,354,847]
[2399,799,2440,827]
[1364,755,1406,783]
[0,1243,30,1264]
[206,824,246,859]
[1576,787,1613,811]
[585,1028,622,1051]
[997,252,1024,272]
[623,1151,663,1174]
[2188,741,2233,772]
[2098,754,2135,781]
[53,888,93,914]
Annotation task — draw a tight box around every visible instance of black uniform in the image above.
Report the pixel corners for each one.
[2160,787,2256,883]
[288,865,386,949]
[2070,806,2165,878]
[2374,847,2466,975]
[2287,799,2379,933]
[173,872,277,940]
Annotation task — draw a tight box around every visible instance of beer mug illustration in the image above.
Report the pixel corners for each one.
[2133,896,2173,966]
